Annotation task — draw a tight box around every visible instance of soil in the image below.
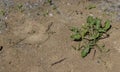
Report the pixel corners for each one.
[0,0,120,72]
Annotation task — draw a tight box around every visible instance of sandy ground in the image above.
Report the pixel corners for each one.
[0,0,120,72]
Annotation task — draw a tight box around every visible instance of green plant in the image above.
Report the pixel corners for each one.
[43,10,49,16]
[70,16,111,58]
[47,0,60,14]
[47,0,53,5]
[17,4,24,12]
[0,10,6,16]
[86,4,96,10]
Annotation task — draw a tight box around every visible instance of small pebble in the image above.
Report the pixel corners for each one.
[49,13,53,17]
[67,3,71,6]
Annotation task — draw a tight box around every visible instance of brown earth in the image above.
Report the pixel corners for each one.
[0,0,120,72]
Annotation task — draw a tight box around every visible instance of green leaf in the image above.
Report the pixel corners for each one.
[91,32,100,39]
[81,46,91,58]
[48,0,52,2]
[103,20,111,31]
[87,16,95,25]
[17,4,23,9]
[47,0,52,5]
[98,28,106,33]
[95,32,100,38]
[95,18,101,29]
[71,33,81,40]
[0,10,5,16]
[81,29,88,38]
[87,4,96,10]
[70,27,79,33]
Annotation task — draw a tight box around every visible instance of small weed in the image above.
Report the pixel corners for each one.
[47,0,60,14]
[0,10,6,16]
[17,4,24,12]
[47,0,53,5]
[43,10,49,17]
[86,4,96,10]
[70,16,111,58]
